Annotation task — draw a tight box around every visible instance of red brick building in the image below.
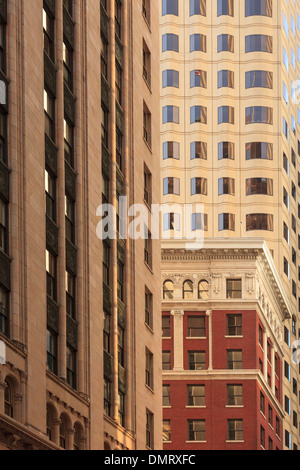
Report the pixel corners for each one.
[161,239,292,450]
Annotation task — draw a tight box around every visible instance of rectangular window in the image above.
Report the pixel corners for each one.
[162,351,171,370]
[162,315,171,337]
[0,285,8,336]
[227,314,242,336]
[163,420,171,442]
[146,410,154,449]
[163,385,171,407]
[145,288,153,329]
[66,345,76,389]
[227,419,243,441]
[47,328,58,375]
[46,249,57,301]
[188,351,206,370]
[188,420,206,442]
[226,279,242,299]
[227,350,243,369]
[187,316,206,337]
[187,385,205,407]
[145,348,154,389]
[227,385,243,406]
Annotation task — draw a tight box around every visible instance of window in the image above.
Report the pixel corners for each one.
[191,178,207,196]
[66,345,76,389]
[47,328,58,375]
[64,119,74,167]
[143,102,152,146]
[115,0,122,39]
[218,142,234,160]
[44,89,55,142]
[142,0,151,24]
[163,177,180,196]
[246,214,273,231]
[188,316,206,337]
[0,285,8,336]
[104,379,111,417]
[190,0,206,16]
[103,242,110,287]
[245,106,273,124]
[198,280,209,300]
[227,350,243,369]
[163,280,174,300]
[162,351,171,370]
[226,279,242,299]
[118,391,125,427]
[246,178,273,196]
[118,326,125,367]
[144,228,152,268]
[163,420,171,442]
[43,7,54,61]
[245,35,272,53]
[163,385,171,407]
[217,34,234,53]
[101,34,108,80]
[63,0,73,16]
[228,420,243,441]
[63,40,73,91]
[246,142,273,160]
[0,112,7,164]
[227,385,243,406]
[218,106,234,124]
[163,213,180,231]
[162,0,178,16]
[218,178,235,196]
[188,420,205,442]
[145,288,153,329]
[219,213,235,231]
[0,13,6,74]
[227,314,242,336]
[65,194,75,244]
[0,197,7,253]
[46,249,57,301]
[245,0,272,17]
[4,381,13,417]
[103,311,110,353]
[145,348,154,389]
[191,213,208,231]
[117,260,124,302]
[191,141,207,160]
[162,34,179,52]
[183,280,193,299]
[190,70,207,88]
[143,40,151,87]
[190,34,206,53]
[245,71,273,89]
[66,271,76,319]
[218,70,234,88]
[268,405,273,425]
[144,165,152,206]
[146,410,154,449]
[163,141,180,160]
[191,106,207,124]
[188,351,206,370]
[116,128,123,171]
[260,391,265,414]
[218,0,233,16]
[162,315,171,337]
[101,103,109,148]
[260,426,265,448]
[163,69,179,88]
[187,385,205,407]
[115,61,122,105]
[163,105,179,124]
[45,169,56,222]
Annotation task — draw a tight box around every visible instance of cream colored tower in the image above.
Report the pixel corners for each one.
[161,0,300,449]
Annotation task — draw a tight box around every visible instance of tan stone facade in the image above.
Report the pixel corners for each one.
[0,0,161,451]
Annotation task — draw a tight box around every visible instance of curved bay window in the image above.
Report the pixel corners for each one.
[163,280,174,300]
[245,106,273,125]
[246,213,273,231]
[246,142,273,160]
[246,178,273,196]
[183,280,193,299]
[245,0,272,17]
[198,280,209,300]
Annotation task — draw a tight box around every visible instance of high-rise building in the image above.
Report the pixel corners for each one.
[161,0,300,450]
[0,0,162,451]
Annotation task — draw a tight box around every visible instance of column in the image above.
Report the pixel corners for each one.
[171,310,184,371]
[206,310,212,371]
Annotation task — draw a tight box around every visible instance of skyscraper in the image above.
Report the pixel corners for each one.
[161,0,300,450]
[0,0,162,450]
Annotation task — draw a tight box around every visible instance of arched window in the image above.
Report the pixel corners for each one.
[163,280,174,300]
[59,414,68,449]
[198,280,209,300]
[183,280,193,299]
[4,380,13,418]
[46,403,57,442]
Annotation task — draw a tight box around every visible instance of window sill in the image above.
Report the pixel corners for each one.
[225,335,243,339]
[143,137,152,154]
[144,261,154,274]
[225,405,244,408]
[225,440,244,444]
[185,406,206,409]
[185,337,206,340]
[143,74,152,94]
[186,441,206,444]
[145,383,154,395]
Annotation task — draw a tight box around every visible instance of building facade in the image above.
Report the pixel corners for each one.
[161,0,300,449]
[0,0,162,450]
